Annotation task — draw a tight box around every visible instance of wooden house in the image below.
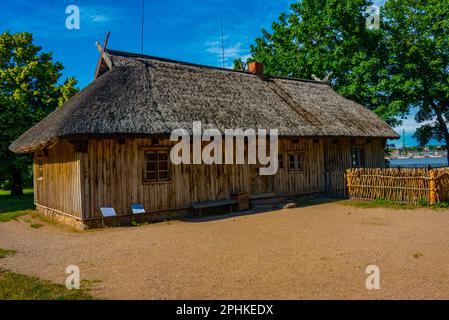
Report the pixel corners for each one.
[10,47,399,229]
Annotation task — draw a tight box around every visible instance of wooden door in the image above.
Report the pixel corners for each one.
[324,140,348,198]
[250,165,274,195]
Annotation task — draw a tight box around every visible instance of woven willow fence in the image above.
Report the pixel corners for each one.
[346,168,449,205]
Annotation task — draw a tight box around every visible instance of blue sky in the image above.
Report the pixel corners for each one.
[1,0,294,87]
[0,0,433,146]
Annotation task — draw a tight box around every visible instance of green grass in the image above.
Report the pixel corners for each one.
[0,248,16,259]
[0,269,94,300]
[341,199,419,210]
[341,198,449,210]
[434,201,449,209]
[0,189,34,222]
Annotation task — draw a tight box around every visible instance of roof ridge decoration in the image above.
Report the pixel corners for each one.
[94,31,112,80]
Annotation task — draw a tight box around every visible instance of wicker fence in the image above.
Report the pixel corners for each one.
[346,167,449,205]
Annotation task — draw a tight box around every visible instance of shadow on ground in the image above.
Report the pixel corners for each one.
[181,196,342,223]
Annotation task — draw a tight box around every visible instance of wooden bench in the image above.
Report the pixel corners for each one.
[190,199,237,216]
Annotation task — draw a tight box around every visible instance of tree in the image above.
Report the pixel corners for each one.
[249,0,401,124]
[382,0,449,165]
[0,32,78,195]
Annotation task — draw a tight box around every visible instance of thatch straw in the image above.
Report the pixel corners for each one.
[10,49,398,154]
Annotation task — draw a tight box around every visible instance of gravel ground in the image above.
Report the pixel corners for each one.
[1,202,449,299]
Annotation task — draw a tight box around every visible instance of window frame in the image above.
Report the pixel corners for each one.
[350,145,366,168]
[287,151,305,172]
[142,148,171,184]
[37,157,44,181]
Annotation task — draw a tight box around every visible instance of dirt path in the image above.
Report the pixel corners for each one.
[1,202,449,299]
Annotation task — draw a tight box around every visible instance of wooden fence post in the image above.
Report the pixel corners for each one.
[346,169,351,198]
[429,170,437,205]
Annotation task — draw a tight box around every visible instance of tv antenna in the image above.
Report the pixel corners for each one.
[141,0,145,54]
[402,129,407,151]
[220,17,225,68]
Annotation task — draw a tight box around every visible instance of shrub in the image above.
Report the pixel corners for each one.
[434,201,449,209]
[417,198,429,207]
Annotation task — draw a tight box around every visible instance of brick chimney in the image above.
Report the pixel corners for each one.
[247,61,264,75]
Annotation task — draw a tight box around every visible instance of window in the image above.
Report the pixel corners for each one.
[288,152,304,172]
[37,158,44,181]
[351,146,366,168]
[143,150,171,183]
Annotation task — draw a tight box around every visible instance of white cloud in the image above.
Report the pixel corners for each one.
[6,4,122,39]
[206,36,251,67]
[207,41,242,58]
[394,115,434,134]
[80,6,120,27]
[89,14,109,23]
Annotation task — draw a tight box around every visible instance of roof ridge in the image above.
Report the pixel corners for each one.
[9,48,398,154]
[105,48,329,86]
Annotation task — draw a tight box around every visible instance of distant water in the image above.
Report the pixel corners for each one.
[389,157,448,168]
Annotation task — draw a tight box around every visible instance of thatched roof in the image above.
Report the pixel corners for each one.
[10,49,398,154]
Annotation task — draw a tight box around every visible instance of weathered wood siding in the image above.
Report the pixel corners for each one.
[80,138,250,219]
[33,140,83,219]
[33,137,385,221]
[78,137,385,219]
[274,138,325,195]
[324,138,385,197]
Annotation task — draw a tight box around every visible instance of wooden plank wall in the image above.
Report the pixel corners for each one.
[33,140,83,218]
[274,139,325,195]
[80,138,247,219]
[34,137,385,220]
[324,138,385,197]
[366,139,386,167]
[80,138,330,219]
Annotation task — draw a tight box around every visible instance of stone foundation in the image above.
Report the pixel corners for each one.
[36,205,89,230]
[35,204,192,230]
